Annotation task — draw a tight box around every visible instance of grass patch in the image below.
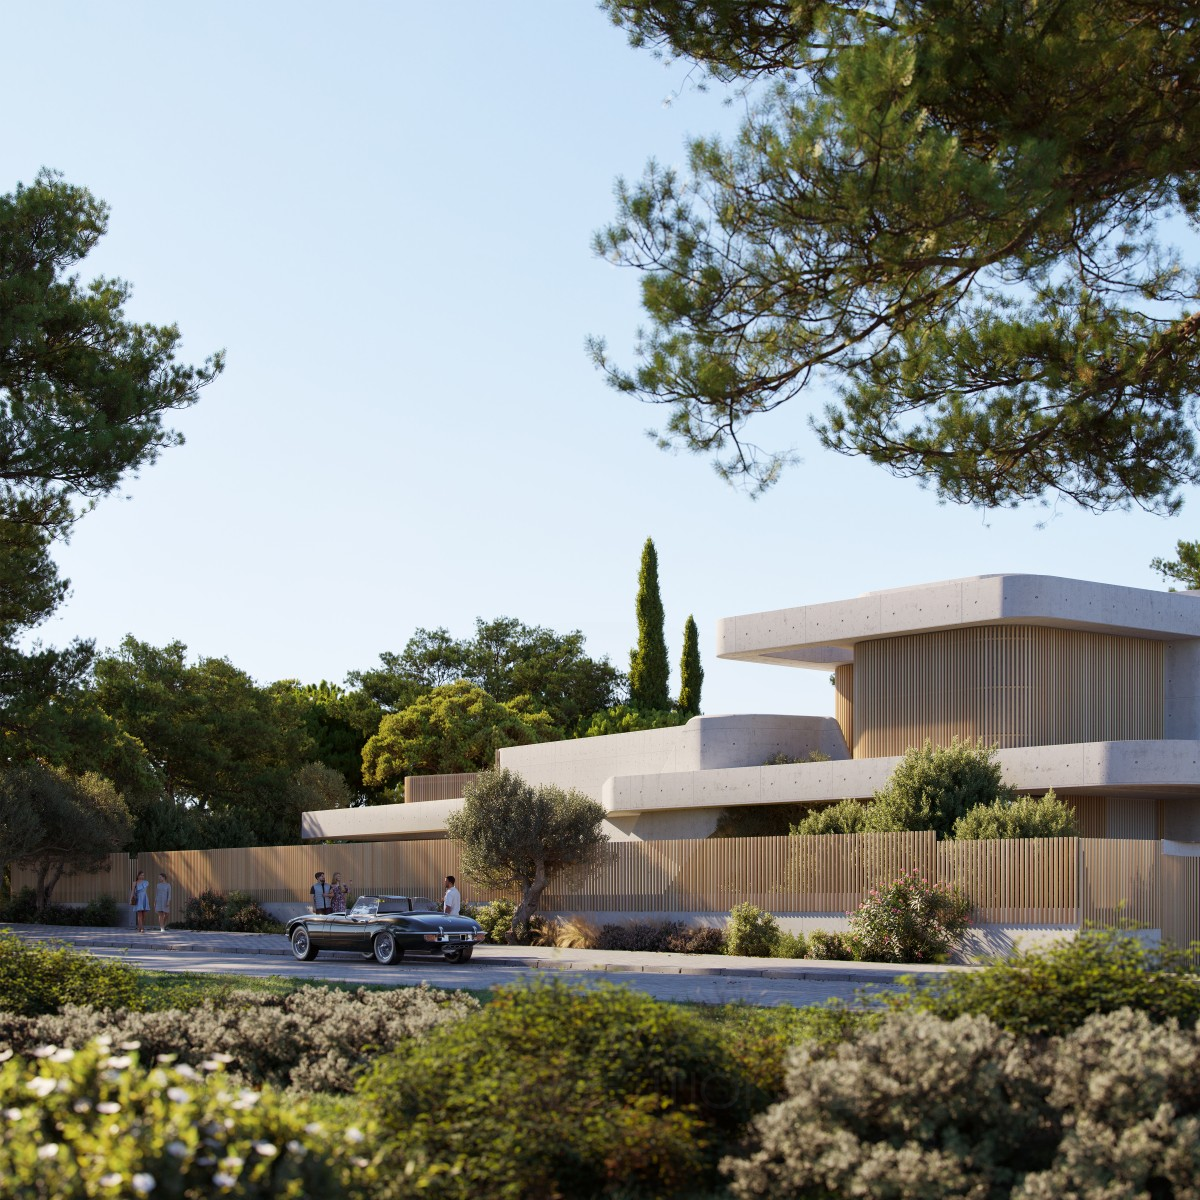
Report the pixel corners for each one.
[133,968,494,1011]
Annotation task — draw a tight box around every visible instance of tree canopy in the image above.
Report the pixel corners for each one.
[595,1,1200,512]
[446,767,609,939]
[1151,539,1200,591]
[630,538,669,709]
[349,617,624,734]
[361,681,557,793]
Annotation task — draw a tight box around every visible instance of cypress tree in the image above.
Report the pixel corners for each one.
[629,538,669,710]
[677,614,703,716]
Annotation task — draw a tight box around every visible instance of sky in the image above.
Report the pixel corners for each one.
[3,1,1197,720]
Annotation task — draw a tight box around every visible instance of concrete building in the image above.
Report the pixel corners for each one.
[302,574,1200,845]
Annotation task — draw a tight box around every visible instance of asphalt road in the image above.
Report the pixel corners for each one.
[78,942,892,1008]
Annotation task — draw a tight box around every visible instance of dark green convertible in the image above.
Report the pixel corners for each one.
[286,895,487,965]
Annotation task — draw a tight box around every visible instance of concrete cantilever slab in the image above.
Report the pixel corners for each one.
[717,575,1200,670]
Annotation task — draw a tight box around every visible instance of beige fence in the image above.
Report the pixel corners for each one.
[11,834,1198,946]
[404,773,479,804]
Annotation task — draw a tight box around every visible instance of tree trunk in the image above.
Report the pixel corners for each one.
[506,861,548,944]
[35,858,64,910]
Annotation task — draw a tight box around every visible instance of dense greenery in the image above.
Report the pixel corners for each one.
[629,537,670,710]
[359,979,760,1199]
[848,870,972,963]
[596,1,1200,514]
[177,889,284,934]
[953,789,1077,839]
[887,927,1200,1037]
[447,768,608,938]
[791,740,1019,838]
[677,612,703,715]
[577,704,688,737]
[0,888,117,928]
[0,763,132,908]
[0,171,222,755]
[0,931,141,1015]
[361,681,556,794]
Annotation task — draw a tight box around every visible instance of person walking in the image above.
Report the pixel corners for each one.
[309,871,332,914]
[154,873,172,932]
[329,872,353,915]
[443,875,461,916]
[130,871,150,932]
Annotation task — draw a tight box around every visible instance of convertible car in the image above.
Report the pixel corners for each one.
[286,895,487,965]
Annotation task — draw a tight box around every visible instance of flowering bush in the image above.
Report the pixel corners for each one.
[0,984,477,1094]
[0,1040,371,1197]
[849,870,971,963]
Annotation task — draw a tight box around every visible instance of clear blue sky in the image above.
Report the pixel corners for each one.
[3,1,1195,718]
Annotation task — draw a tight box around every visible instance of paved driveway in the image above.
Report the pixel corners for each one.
[6,925,966,1008]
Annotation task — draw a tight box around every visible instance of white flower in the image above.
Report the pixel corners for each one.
[174,1064,199,1080]
[99,1173,122,1188]
[210,1052,234,1064]
[31,1045,58,1058]
[156,1053,178,1065]
[200,1060,222,1072]
[105,1055,133,1070]
[285,1140,305,1155]
[344,1127,365,1144]
[94,1034,113,1047]
[166,1087,190,1104]
[131,1172,156,1194]
[304,1122,324,1135]
[96,1101,121,1114]
[50,1048,75,1063]
[38,1143,60,1159]
[0,1049,12,1062]
[165,1140,188,1158]
[72,1099,92,1113]
[25,1078,56,1098]
[252,1141,277,1157]
[119,1041,142,1051]
[220,1156,244,1171]
[213,1174,236,1188]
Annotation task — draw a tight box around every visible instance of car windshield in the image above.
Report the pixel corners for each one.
[350,898,378,918]
[410,897,439,913]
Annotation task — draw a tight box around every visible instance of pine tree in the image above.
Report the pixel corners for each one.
[629,538,669,710]
[677,614,703,716]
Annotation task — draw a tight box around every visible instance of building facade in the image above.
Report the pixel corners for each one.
[302,575,1200,844]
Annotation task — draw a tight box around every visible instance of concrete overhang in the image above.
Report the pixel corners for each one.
[716,574,1200,670]
[302,740,1200,840]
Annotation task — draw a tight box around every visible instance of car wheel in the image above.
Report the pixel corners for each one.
[373,931,403,966]
[443,945,473,964]
[290,927,318,961]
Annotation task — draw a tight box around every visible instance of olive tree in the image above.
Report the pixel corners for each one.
[446,768,609,942]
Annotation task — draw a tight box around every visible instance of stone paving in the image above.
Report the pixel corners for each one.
[4,922,970,1008]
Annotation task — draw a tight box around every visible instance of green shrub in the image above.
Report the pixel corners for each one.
[805,929,857,960]
[723,1008,1200,1200]
[462,898,516,944]
[595,920,725,954]
[0,983,477,1093]
[359,979,760,1199]
[870,738,1015,837]
[179,889,283,934]
[952,789,1078,839]
[887,927,1200,1036]
[0,1042,368,1198]
[772,931,807,959]
[849,869,972,963]
[0,888,118,927]
[726,903,781,957]
[790,798,872,835]
[0,931,141,1016]
[723,1009,1058,1198]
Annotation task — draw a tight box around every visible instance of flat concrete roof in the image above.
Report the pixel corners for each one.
[716,574,1200,670]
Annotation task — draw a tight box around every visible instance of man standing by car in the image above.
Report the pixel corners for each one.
[310,871,332,915]
[443,875,461,916]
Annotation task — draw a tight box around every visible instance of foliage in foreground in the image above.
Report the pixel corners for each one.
[0,1041,366,1199]
[0,984,477,1094]
[0,931,141,1016]
[887,927,1200,1037]
[724,1007,1200,1199]
[358,979,761,1199]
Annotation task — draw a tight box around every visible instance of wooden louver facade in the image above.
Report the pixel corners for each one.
[845,625,1164,759]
